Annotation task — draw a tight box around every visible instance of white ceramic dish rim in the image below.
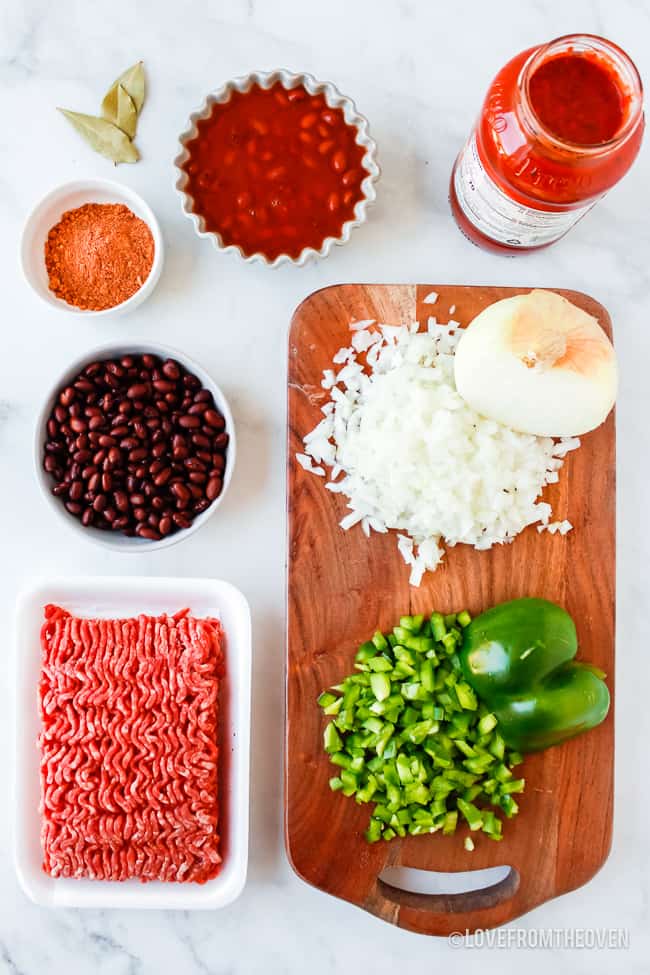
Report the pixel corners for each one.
[20,178,164,317]
[173,69,381,268]
[34,340,236,552]
[13,575,251,910]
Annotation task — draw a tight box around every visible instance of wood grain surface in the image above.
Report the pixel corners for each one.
[285,284,615,936]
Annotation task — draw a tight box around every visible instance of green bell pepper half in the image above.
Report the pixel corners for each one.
[459,598,610,752]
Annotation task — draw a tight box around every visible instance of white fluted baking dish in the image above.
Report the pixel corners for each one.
[174,69,380,268]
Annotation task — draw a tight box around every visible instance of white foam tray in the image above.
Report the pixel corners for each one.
[14,576,251,910]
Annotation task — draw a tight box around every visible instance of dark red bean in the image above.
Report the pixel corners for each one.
[206,476,223,501]
[69,480,83,501]
[69,417,87,433]
[47,419,59,438]
[188,402,207,416]
[120,437,138,450]
[133,507,147,522]
[185,457,206,472]
[214,432,229,448]
[129,447,147,463]
[159,516,172,535]
[114,491,129,513]
[189,471,207,485]
[88,472,102,493]
[194,389,213,404]
[212,455,226,472]
[65,501,82,516]
[172,512,192,529]
[108,447,122,466]
[178,414,201,429]
[136,525,162,541]
[81,508,94,526]
[98,434,116,448]
[59,387,76,407]
[162,359,181,380]
[93,449,107,466]
[191,433,210,449]
[102,472,113,492]
[194,498,211,514]
[204,409,225,429]
[127,382,149,399]
[154,467,172,487]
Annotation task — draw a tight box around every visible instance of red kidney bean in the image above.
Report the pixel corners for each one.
[81,508,94,526]
[114,491,129,513]
[171,482,191,505]
[88,472,101,493]
[212,455,226,473]
[214,432,229,448]
[65,501,82,515]
[206,477,223,501]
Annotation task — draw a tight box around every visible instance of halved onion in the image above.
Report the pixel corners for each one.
[453,289,617,437]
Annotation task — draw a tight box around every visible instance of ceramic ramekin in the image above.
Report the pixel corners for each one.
[174,69,380,268]
[34,341,236,552]
[21,179,164,316]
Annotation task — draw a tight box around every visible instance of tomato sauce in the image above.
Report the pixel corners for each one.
[450,35,644,253]
[182,83,367,260]
[528,54,624,145]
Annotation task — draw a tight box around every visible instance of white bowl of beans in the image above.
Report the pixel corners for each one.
[174,69,380,267]
[35,342,236,551]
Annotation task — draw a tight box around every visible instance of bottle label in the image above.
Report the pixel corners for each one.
[453,134,596,248]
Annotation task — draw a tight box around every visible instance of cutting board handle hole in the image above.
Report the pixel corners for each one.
[377,865,518,913]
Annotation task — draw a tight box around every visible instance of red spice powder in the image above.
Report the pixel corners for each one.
[45,203,155,311]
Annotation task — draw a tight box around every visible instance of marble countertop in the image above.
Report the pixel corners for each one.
[1,0,649,971]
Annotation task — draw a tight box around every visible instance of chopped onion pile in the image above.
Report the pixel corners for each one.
[299,317,580,586]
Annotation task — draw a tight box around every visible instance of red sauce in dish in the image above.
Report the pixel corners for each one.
[182,83,367,260]
[528,54,624,144]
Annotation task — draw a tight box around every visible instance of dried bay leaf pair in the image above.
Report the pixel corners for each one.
[58,61,146,165]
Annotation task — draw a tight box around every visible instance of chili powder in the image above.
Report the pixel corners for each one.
[45,203,154,311]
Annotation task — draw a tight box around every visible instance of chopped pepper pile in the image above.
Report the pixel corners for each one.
[319,611,525,846]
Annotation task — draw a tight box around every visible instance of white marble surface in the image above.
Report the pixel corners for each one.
[1,0,649,971]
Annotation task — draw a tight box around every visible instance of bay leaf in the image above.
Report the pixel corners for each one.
[102,61,145,117]
[102,83,137,138]
[58,109,139,164]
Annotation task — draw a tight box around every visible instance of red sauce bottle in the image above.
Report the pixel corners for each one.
[450,34,644,253]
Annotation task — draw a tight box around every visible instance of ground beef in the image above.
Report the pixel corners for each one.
[38,605,224,883]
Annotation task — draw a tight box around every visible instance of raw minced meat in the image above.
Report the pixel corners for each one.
[38,605,224,884]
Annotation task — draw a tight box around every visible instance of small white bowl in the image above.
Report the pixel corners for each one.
[21,179,164,316]
[14,575,251,910]
[34,341,236,552]
[174,69,380,268]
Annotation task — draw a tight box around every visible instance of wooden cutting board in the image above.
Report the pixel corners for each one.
[285,284,615,936]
